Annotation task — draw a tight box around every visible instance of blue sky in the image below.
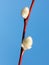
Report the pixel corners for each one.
[0,0,49,65]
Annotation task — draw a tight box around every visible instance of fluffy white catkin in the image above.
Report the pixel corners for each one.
[21,7,29,19]
[21,36,33,50]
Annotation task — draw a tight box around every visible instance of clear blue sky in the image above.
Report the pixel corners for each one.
[0,0,49,65]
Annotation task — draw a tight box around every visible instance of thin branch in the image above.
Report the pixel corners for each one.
[18,0,35,65]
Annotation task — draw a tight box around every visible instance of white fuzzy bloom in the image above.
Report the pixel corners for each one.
[21,36,33,50]
[21,7,29,19]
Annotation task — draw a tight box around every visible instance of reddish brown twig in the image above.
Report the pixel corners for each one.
[18,48,24,65]
[18,0,35,65]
